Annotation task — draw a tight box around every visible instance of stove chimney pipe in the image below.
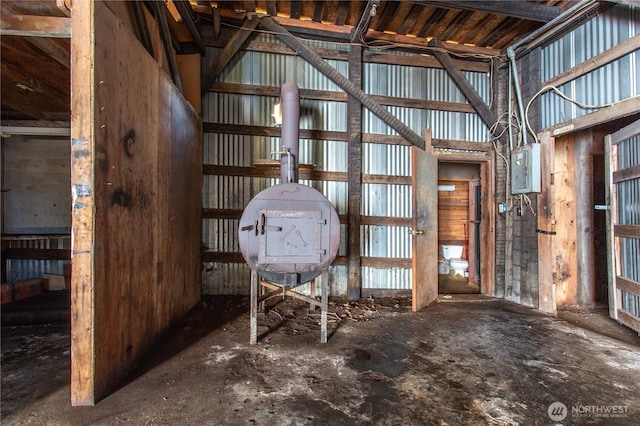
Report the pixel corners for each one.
[279,82,300,183]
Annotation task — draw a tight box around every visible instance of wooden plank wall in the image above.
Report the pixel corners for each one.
[553,134,578,306]
[71,0,201,405]
[438,178,470,248]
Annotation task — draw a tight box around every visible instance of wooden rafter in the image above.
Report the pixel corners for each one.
[413,0,559,23]
[0,14,70,38]
[201,17,260,93]
[131,1,154,57]
[259,16,425,150]
[397,4,423,35]
[152,1,183,93]
[429,40,506,143]
[351,0,377,43]
[312,1,324,22]
[174,0,205,54]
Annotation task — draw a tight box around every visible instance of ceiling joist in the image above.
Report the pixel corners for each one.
[0,14,70,38]
[412,1,560,23]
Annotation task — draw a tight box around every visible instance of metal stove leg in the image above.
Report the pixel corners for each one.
[250,269,258,345]
[309,278,316,313]
[321,270,328,343]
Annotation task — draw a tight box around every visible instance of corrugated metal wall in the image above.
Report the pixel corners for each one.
[540,4,639,128]
[202,32,490,295]
[5,237,70,281]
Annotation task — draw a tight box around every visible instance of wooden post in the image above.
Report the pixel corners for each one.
[347,43,362,300]
[537,132,557,315]
[574,130,595,307]
[70,0,97,405]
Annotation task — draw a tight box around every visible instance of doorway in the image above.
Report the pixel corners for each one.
[437,163,481,294]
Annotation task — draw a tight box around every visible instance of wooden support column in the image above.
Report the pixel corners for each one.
[553,134,578,307]
[537,132,557,315]
[575,130,595,307]
[348,44,362,301]
[429,40,507,144]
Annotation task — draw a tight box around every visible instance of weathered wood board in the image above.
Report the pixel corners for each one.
[71,0,201,405]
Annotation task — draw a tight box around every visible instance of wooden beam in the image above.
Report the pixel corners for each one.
[429,40,507,144]
[335,1,350,26]
[56,0,72,17]
[348,44,363,301]
[397,4,423,35]
[614,224,640,239]
[367,29,501,58]
[617,309,640,333]
[290,1,302,19]
[25,37,70,68]
[439,10,474,42]
[312,1,324,22]
[203,121,490,151]
[153,1,183,92]
[537,132,556,315]
[266,1,277,16]
[548,96,640,136]
[131,1,154,57]
[544,34,640,89]
[174,0,205,54]
[203,122,347,141]
[374,1,400,32]
[202,164,410,185]
[0,14,70,38]
[417,8,447,38]
[412,1,559,22]
[351,0,376,43]
[203,34,490,73]
[361,216,412,227]
[617,276,640,297]
[208,81,475,113]
[3,248,71,260]
[259,16,425,150]
[613,164,640,184]
[201,18,259,92]
[202,208,243,219]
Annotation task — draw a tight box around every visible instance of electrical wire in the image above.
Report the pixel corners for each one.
[524,84,616,144]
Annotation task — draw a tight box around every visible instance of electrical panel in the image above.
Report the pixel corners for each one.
[511,144,541,194]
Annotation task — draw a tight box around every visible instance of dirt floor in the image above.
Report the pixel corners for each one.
[2,293,640,425]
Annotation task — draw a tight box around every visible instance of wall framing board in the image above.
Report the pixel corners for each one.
[70,0,202,405]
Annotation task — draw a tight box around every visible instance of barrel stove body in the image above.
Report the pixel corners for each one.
[238,82,340,344]
[238,182,340,285]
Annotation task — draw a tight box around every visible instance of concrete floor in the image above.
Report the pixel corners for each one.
[2,294,640,425]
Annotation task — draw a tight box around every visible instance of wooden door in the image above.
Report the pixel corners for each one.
[605,119,640,333]
[411,146,438,311]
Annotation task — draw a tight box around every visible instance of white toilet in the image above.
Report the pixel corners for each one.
[441,245,469,277]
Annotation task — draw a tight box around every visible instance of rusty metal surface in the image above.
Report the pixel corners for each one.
[238,182,340,284]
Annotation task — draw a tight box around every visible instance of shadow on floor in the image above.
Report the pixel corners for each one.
[438,275,480,294]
